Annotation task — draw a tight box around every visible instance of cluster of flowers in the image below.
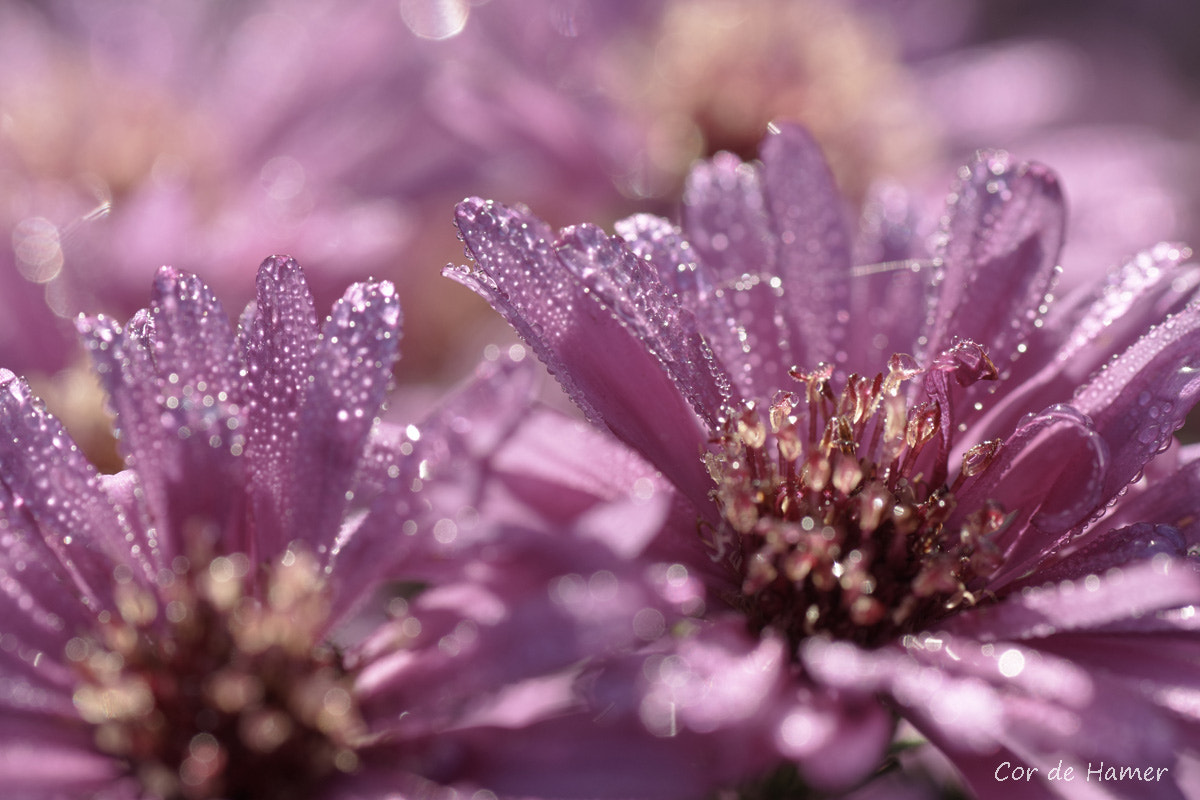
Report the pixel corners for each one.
[2,121,1198,799]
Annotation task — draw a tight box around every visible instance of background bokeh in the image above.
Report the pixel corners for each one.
[3,0,1199,466]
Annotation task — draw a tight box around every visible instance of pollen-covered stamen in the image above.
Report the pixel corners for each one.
[706,352,1008,649]
[69,547,365,800]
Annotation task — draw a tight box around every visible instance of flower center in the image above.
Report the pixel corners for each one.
[705,351,1008,649]
[69,548,364,800]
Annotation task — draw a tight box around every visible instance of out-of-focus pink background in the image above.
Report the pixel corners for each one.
[4,0,1198,465]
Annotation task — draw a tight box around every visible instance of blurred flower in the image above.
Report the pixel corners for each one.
[911,38,1200,290]
[448,124,1200,796]
[0,257,697,798]
[0,0,702,474]
[857,0,1200,288]
[0,0,662,384]
[607,0,937,203]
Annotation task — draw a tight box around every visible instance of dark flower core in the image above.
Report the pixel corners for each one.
[706,351,1008,650]
[70,548,364,800]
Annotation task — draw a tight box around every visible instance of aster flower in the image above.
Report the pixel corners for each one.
[0,255,709,799]
[855,0,1200,290]
[607,0,936,202]
[448,123,1200,797]
[0,0,661,380]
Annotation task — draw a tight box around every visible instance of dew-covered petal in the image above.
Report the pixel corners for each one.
[237,255,320,558]
[448,198,713,507]
[78,313,166,567]
[0,634,80,710]
[759,123,854,369]
[972,243,1200,443]
[1009,523,1191,593]
[0,370,145,609]
[1042,243,1199,369]
[845,183,940,371]
[853,180,931,267]
[924,152,1065,377]
[554,222,735,428]
[1072,302,1200,502]
[683,150,805,401]
[774,689,894,791]
[896,633,1194,800]
[1033,631,1200,722]
[843,262,938,377]
[614,213,712,305]
[0,483,98,684]
[675,119,862,399]
[615,212,780,410]
[0,589,80,716]
[323,355,536,623]
[953,405,1109,586]
[80,267,247,560]
[1101,455,1200,545]
[683,150,775,286]
[951,556,1200,640]
[0,628,77,712]
[286,279,401,556]
[801,638,999,756]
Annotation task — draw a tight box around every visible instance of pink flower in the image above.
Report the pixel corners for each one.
[0,0,658,376]
[0,256,699,798]
[448,123,1200,796]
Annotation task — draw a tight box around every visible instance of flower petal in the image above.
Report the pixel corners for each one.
[925,152,1065,378]
[554,222,735,428]
[448,198,713,506]
[287,278,402,554]
[0,483,97,686]
[614,213,712,305]
[0,721,126,795]
[356,503,681,726]
[682,151,775,286]
[80,267,247,560]
[0,370,144,609]
[952,556,1200,640]
[323,354,536,622]
[615,213,759,408]
[1011,523,1190,592]
[805,633,1187,796]
[775,689,894,791]
[237,255,320,558]
[759,123,854,368]
[1073,301,1200,502]
[485,621,793,797]
[954,404,1109,586]
[682,150,804,401]
[678,126,859,397]
[973,242,1200,443]
[1102,455,1200,545]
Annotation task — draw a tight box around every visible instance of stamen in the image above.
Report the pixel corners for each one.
[71,547,365,800]
[707,351,1007,649]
